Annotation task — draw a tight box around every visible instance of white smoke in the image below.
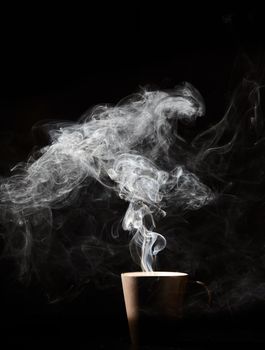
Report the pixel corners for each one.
[0,82,214,272]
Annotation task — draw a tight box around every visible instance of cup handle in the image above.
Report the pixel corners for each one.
[191,280,212,306]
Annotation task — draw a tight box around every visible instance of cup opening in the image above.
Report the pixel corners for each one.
[121,271,188,277]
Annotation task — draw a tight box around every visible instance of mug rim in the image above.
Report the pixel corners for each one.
[121,271,188,277]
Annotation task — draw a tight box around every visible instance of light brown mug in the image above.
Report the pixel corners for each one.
[121,271,210,348]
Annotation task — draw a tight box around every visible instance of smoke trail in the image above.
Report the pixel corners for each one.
[0,82,214,276]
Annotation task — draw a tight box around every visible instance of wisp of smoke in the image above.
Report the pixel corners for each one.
[0,82,214,279]
[1,75,265,313]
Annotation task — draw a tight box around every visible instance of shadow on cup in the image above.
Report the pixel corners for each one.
[121,271,210,349]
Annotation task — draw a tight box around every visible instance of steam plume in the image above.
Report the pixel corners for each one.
[0,82,213,275]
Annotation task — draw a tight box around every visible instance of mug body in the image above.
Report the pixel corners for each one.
[121,271,188,347]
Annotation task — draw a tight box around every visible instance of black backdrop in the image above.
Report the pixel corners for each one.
[0,6,265,349]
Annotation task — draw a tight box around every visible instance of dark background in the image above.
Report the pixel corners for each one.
[0,5,265,349]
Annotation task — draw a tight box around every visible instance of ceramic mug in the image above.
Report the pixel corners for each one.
[121,271,211,348]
